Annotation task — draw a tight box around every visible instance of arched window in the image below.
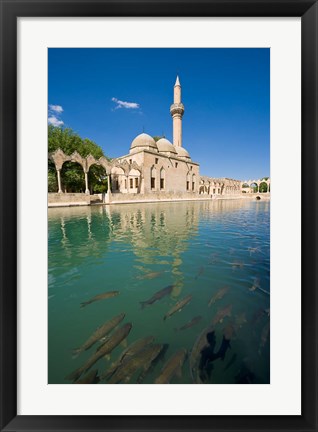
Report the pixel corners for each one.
[160,168,165,190]
[192,174,196,191]
[151,167,156,190]
[186,173,191,191]
[111,166,125,192]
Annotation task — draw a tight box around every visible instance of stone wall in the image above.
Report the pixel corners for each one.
[110,191,200,203]
[48,193,90,207]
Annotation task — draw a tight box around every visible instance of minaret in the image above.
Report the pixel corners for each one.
[170,75,185,147]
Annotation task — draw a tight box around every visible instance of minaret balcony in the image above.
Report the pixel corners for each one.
[170,102,185,117]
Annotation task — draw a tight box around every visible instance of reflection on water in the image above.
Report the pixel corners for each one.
[48,200,270,384]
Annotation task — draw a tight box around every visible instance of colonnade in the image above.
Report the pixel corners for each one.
[199,177,242,196]
[241,179,271,193]
[49,149,143,195]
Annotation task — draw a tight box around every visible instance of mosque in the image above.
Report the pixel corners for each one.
[49,77,257,206]
[109,76,241,200]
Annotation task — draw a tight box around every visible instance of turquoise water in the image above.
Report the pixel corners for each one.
[48,199,270,384]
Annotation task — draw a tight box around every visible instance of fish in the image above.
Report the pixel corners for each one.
[137,272,163,280]
[74,369,100,384]
[175,315,202,331]
[195,267,205,280]
[140,285,174,309]
[189,324,215,383]
[108,343,164,384]
[80,290,119,308]
[252,307,266,325]
[137,343,169,383]
[216,335,231,361]
[249,277,260,292]
[208,286,229,307]
[211,304,232,325]
[224,353,237,371]
[163,294,192,321]
[231,261,244,269]
[209,252,220,264]
[72,313,125,358]
[259,321,270,354]
[235,312,247,328]
[155,349,187,384]
[101,336,155,381]
[65,323,132,382]
[223,322,236,340]
[247,246,261,255]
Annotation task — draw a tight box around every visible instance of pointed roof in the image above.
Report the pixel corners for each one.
[174,75,181,86]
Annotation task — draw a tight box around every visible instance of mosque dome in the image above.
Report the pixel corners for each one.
[175,146,191,160]
[130,133,158,153]
[156,138,177,154]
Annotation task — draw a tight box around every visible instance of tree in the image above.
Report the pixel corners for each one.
[259,182,268,193]
[153,136,164,142]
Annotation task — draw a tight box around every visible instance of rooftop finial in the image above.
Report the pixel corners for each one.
[175,75,181,86]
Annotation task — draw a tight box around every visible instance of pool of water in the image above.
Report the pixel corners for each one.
[48,199,270,384]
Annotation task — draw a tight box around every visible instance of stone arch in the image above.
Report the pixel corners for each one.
[61,160,86,193]
[69,151,86,171]
[249,182,259,193]
[98,157,112,175]
[128,168,141,193]
[130,161,142,175]
[110,166,125,192]
[112,160,130,176]
[49,148,70,171]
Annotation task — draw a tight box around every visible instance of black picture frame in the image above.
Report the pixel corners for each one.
[1,0,317,431]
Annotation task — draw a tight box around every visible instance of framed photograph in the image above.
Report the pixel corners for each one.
[1,0,317,431]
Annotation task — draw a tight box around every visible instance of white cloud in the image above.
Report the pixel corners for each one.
[111,97,140,110]
[48,116,64,127]
[48,104,64,127]
[49,104,63,113]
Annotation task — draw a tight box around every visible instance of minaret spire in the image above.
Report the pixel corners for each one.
[170,75,185,147]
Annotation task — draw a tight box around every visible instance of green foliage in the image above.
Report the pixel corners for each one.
[48,171,58,192]
[60,162,85,192]
[259,182,268,193]
[48,126,110,193]
[48,125,105,159]
[153,136,163,142]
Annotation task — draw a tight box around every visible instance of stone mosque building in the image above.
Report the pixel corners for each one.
[111,76,201,198]
[109,76,243,200]
[49,77,268,206]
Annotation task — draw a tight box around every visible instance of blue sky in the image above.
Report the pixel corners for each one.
[48,48,269,180]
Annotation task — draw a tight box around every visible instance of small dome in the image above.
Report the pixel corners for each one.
[157,138,177,154]
[130,133,157,152]
[175,146,191,160]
